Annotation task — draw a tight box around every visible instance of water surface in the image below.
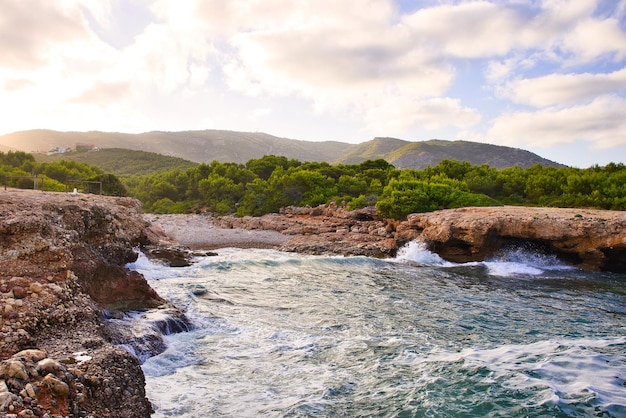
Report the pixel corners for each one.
[127,242,626,417]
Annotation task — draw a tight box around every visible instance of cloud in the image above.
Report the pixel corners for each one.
[499,67,626,107]
[0,0,89,68]
[2,78,35,92]
[487,95,626,149]
[215,0,465,134]
[560,16,626,64]
[69,81,131,106]
[401,1,532,58]
[365,97,481,134]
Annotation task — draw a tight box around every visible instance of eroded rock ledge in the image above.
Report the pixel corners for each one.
[216,204,626,273]
[0,189,179,418]
[401,206,626,272]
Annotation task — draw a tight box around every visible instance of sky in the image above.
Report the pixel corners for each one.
[1,0,625,167]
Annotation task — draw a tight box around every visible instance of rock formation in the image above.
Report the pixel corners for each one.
[215,203,403,258]
[215,204,626,273]
[0,189,182,417]
[400,206,626,272]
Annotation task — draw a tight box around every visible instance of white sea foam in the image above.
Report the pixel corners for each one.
[394,240,577,277]
[460,336,626,410]
[484,247,575,277]
[394,240,454,267]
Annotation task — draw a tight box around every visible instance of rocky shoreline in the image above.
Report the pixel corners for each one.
[2,190,625,417]
[154,203,626,273]
[0,190,186,418]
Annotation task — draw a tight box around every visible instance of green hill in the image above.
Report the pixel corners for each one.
[35,148,198,176]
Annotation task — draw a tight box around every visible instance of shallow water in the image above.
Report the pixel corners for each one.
[127,242,626,417]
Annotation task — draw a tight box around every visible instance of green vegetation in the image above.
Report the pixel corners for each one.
[1,151,126,195]
[4,150,624,219]
[35,148,198,176]
[121,156,626,218]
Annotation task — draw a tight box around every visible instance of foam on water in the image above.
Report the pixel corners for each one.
[394,240,454,267]
[126,247,625,417]
[394,240,577,277]
[461,336,626,413]
[484,246,575,277]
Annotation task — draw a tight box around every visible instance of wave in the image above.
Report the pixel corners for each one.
[393,240,576,277]
[394,240,454,267]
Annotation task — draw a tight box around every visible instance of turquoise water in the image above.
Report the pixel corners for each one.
[128,242,626,417]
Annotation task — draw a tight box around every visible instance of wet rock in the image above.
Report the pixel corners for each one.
[144,245,193,267]
[190,284,208,296]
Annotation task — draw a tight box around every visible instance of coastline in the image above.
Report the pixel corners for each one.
[2,189,625,417]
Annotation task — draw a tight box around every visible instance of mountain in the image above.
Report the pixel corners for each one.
[0,129,348,164]
[338,138,564,168]
[0,129,563,170]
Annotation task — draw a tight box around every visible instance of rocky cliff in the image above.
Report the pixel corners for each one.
[0,189,175,417]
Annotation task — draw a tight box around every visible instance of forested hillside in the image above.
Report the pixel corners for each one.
[336,138,562,168]
[0,151,125,195]
[122,156,626,219]
[36,148,198,176]
[4,150,623,220]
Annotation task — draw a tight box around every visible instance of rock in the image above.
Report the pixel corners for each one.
[2,360,28,380]
[17,409,35,417]
[404,206,626,272]
[11,286,26,299]
[36,359,65,375]
[143,246,192,267]
[42,374,69,397]
[190,284,208,296]
[0,190,169,417]
[0,391,18,413]
[13,350,46,364]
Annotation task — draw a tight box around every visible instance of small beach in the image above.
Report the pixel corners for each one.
[145,214,291,250]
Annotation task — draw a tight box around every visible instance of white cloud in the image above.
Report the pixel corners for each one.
[401,1,531,58]
[500,67,626,107]
[1,0,625,167]
[0,0,90,68]
[365,97,481,134]
[561,17,626,64]
[69,81,132,106]
[487,95,626,149]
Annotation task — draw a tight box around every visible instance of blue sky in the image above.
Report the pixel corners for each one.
[1,0,625,167]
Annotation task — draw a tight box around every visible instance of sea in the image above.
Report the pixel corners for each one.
[125,241,626,417]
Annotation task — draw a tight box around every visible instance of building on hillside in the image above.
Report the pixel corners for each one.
[47,146,68,155]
